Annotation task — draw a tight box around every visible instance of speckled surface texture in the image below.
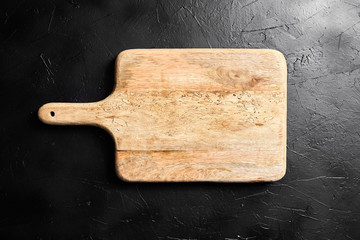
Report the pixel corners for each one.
[1,0,360,239]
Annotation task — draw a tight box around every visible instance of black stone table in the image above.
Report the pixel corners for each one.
[1,0,360,239]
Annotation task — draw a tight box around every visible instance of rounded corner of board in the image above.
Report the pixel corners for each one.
[262,49,287,71]
[114,161,134,182]
[115,170,133,182]
[115,49,131,66]
[270,166,287,182]
[114,152,135,182]
[116,49,138,61]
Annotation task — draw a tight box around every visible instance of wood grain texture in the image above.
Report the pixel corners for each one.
[38,49,287,182]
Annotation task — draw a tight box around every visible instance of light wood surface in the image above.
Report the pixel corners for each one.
[38,49,287,182]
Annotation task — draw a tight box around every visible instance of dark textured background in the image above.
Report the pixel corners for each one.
[1,0,360,239]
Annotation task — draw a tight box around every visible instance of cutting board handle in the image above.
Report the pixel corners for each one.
[38,102,101,126]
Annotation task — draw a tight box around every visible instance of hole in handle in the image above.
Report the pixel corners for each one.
[50,111,55,117]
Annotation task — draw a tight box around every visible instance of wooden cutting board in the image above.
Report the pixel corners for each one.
[38,49,287,182]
